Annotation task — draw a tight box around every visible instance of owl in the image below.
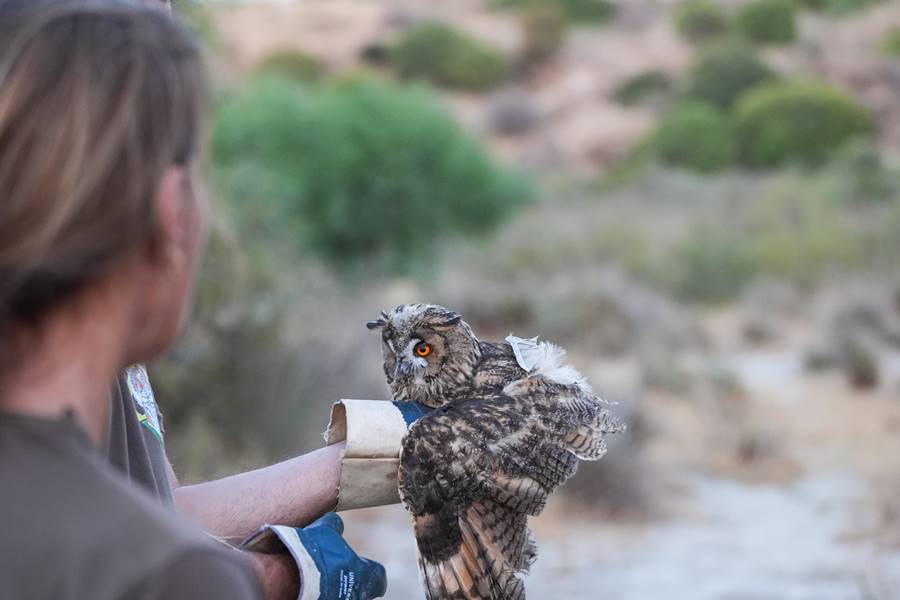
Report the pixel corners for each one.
[367,303,623,600]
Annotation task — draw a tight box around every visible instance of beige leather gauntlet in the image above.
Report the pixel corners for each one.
[323,399,428,511]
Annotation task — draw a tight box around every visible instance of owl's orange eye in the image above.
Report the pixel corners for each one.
[414,342,432,357]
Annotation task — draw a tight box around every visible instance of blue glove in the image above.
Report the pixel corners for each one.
[391,401,431,427]
[242,513,387,600]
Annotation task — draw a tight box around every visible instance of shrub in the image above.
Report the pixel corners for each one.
[561,0,616,23]
[213,78,530,271]
[733,80,875,167]
[389,23,510,91]
[797,0,882,13]
[746,180,863,280]
[613,70,671,106]
[653,103,734,172]
[880,27,900,56]
[736,0,797,45]
[491,0,615,24]
[825,0,882,14]
[662,230,757,303]
[686,40,776,109]
[255,50,325,82]
[829,140,899,204]
[675,0,730,43]
[519,4,567,69]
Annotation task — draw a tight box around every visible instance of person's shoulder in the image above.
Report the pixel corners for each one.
[0,416,254,599]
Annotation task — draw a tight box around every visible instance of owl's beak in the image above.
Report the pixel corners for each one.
[395,359,417,377]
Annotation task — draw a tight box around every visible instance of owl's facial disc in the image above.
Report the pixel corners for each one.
[372,303,479,403]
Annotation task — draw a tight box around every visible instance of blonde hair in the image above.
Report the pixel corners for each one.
[0,3,207,338]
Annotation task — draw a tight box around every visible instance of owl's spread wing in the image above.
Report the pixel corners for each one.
[399,391,620,599]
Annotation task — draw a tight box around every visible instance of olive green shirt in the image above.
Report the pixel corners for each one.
[0,408,262,600]
[105,365,174,505]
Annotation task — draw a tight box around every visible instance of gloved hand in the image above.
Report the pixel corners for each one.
[242,513,387,600]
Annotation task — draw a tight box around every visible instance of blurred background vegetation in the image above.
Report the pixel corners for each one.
[161,0,900,596]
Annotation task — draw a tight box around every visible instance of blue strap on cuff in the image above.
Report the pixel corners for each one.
[392,401,430,427]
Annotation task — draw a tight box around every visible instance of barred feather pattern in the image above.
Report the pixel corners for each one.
[398,381,621,599]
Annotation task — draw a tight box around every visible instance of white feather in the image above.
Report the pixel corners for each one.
[505,334,591,390]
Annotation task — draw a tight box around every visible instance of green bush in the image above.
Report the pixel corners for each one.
[736,0,797,45]
[653,103,734,172]
[255,50,325,82]
[213,78,530,271]
[389,23,510,91]
[491,0,615,24]
[824,0,882,14]
[879,27,900,56]
[794,0,881,14]
[519,4,567,69]
[662,231,757,303]
[803,0,882,11]
[733,80,875,167]
[560,0,616,22]
[675,0,730,43]
[746,184,863,280]
[828,140,899,204]
[613,70,671,106]
[686,40,776,109]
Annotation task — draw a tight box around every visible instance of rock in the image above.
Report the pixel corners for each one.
[486,92,541,136]
[845,331,880,390]
[742,311,779,345]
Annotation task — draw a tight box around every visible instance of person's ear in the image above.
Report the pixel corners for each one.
[149,166,192,268]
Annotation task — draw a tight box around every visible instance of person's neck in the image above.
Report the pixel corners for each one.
[0,283,135,446]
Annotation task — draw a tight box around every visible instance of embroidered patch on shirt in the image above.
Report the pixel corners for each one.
[125,364,163,441]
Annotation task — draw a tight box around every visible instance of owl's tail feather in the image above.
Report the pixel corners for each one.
[418,549,487,600]
[416,501,531,600]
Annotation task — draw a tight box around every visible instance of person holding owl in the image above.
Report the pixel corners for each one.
[0,1,387,599]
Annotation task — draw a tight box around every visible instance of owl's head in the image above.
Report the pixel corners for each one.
[367,303,481,407]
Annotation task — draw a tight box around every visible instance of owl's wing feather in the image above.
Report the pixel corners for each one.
[400,394,621,600]
[504,335,588,389]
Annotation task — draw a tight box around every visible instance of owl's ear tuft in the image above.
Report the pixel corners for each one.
[367,311,391,331]
[442,313,462,326]
[430,309,462,328]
